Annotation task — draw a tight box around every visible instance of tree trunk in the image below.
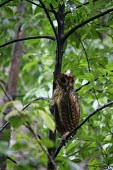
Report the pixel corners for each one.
[47,3,65,170]
[0,3,25,169]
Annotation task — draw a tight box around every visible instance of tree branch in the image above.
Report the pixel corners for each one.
[65,0,98,15]
[0,121,10,133]
[27,0,52,12]
[22,97,50,110]
[0,97,49,133]
[76,81,90,92]
[25,122,57,170]
[27,0,42,8]
[7,156,17,164]
[0,35,55,48]
[0,82,12,101]
[76,0,98,9]
[75,33,90,72]
[38,0,58,40]
[0,78,6,86]
[63,7,113,42]
[50,3,60,25]
[53,100,113,158]
[0,0,12,7]
[75,34,100,104]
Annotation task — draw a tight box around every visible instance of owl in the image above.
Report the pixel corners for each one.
[51,72,80,136]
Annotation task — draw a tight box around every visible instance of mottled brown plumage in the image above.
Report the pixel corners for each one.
[51,72,80,136]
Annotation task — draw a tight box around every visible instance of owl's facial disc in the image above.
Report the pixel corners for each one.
[68,78,74,89]
[61,77,67,84]
[57,73,75,90]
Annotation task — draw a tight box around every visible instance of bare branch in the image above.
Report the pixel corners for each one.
[0,82,12,101]
[76,81,90,92]
[53,100,113,158]
[63,7,113,42]
[50,3,60,25]
[0,78,6,86]
[27,0,42,8]
[75,33,90,72]
[0,0,12,7]
[38,0,58,40]
[7,156,17,164]
[27,0,52,12]
[0,121,10,133]
[0,35,55,48]
[22,97,50,110]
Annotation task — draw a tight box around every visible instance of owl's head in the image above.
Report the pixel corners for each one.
[57,72,75,90]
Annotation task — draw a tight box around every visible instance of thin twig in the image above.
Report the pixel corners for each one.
[75,35,100,105]
[25,121,42,139]
[26,123,57,170]
[76,0,98,9]
[76,81,90,92]
[0,121,10,133]
[27,0,52,12]
[7,156,17,164]
[76,33,90,72]
[0,35,55,48]
[65,0,98,15]
[0,82,12,101]
[27,0,42,8]
[0,78,6,86]
[38,0,58,40]
[92,87,100,106]
[69,142,93,157]
[53,100,113,158]
[0,0,12,7]
[22,97,50,110]
[63,7,113,42]
[50,3,60,25]
[0,97,49,133]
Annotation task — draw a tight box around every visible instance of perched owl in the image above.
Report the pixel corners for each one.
[51,72,80,136]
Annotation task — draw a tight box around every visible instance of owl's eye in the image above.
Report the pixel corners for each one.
[61,77,66,83]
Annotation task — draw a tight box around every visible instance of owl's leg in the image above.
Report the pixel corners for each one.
[59,131,72,147]
[61,131,73,144]
[61,131,70,141]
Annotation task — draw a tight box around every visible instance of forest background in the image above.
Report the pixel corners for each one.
[0,0,113,170]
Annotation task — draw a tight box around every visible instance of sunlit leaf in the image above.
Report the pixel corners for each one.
[39,111,55,132]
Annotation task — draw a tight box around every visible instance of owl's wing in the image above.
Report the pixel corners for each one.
[71,89,79,99]
[54,103,67,136]
[60,89,80,134]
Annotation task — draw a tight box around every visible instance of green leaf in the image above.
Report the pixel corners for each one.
[88,158,100,170]
[4,7,13,16]
[0,141,9,154]
[66,140,79,154]
[68,160,82,170]
[39,111,55,132]
[10,115,25,128]
[41,138,54,148]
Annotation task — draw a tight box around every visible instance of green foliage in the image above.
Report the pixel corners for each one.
[0,0,113,169]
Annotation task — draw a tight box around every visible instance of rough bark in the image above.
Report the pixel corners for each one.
[47,3,65,170]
